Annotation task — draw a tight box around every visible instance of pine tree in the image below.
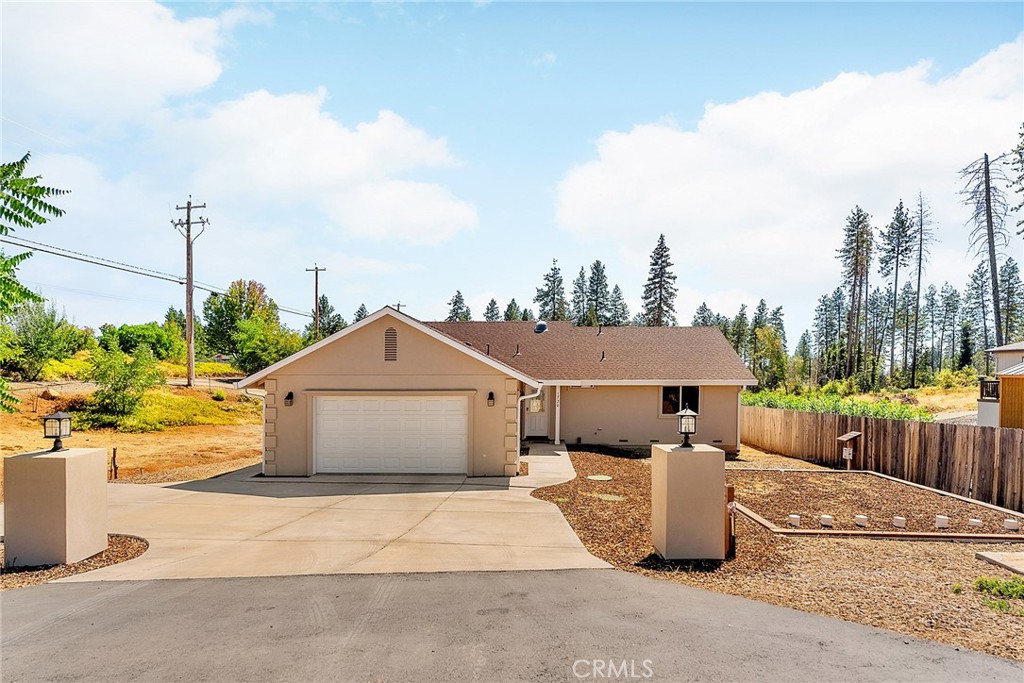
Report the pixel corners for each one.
[446,291,471,322]
[353,304,369,322]
[923,285,939,373]
[965,262,993,357]
[641,234,678,326]
[1011,123,1024,232]
[961,153,1012,347]
[939,284,961,369]
[587,260,611,325]
[878,200,915,382]
[794,330,813,384]
[503,298,522,321]
[521,308,535,321]
[748,299,769,364]
[484,299,501,322]
[957,321,974,370]
[692,303,715,326]
[837,207,874,380]
[998,258,1024,342]
[534,259,568,321]
[608,285,630,326]
[570,267,589,325]
[304,294,346,339]
[908,192,934,386]
[730,304,749,362]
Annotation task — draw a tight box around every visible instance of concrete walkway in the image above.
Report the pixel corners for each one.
[42,444,608,581]
[4,570,1020,682]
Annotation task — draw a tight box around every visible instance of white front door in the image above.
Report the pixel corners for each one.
[314,396,469,474]
[525,388,548,438]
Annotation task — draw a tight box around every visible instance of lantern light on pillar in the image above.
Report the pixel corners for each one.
[42,411,73,452]
[676,404,698,448]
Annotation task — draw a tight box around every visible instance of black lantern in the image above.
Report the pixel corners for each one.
[42,411,72,451]
[487,391,495,407]
[676,404,698,448]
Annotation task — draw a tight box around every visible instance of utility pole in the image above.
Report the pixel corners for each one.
[306,264,326,339]
[172,197,208,388]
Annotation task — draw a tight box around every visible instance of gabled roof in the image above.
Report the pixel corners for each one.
[427,321,757,385]
[988,341,1024,353]
[997,361,1024,377]
[235,307,541,389]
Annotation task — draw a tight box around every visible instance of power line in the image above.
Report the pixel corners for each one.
[0,235,312,318]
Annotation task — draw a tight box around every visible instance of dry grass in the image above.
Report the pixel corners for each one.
[534,449,1024,662]
[850,386,978,415]
[0,389,262,500]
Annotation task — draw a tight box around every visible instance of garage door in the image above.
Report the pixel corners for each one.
[314,396,469,474]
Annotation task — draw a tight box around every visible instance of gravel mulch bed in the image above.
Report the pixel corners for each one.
[730,470,1023,534]
[0,535,148,590]
[726,443,830,470]
[533,450,1024,662]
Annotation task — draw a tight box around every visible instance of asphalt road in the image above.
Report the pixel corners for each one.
[2,569,1020,683]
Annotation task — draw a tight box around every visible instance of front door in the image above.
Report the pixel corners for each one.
[525,388,548,438]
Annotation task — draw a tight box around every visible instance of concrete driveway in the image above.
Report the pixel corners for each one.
[47,445,608,581]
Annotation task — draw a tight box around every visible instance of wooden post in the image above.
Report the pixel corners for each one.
[725,484,735,559]
[112,448,118,480]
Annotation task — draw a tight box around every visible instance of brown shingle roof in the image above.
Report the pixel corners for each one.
[427,321,756,384]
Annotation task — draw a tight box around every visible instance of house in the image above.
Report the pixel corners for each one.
[978,341,1024,428]
[236,307,756,477]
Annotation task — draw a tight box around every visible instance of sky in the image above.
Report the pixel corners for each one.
[1,1,1022,347]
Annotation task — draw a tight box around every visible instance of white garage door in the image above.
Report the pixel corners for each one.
[314,396,469,474]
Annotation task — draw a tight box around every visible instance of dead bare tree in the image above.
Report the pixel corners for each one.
[960,153,1011,348]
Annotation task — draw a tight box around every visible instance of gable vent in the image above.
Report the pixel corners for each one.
[384,327,398,361]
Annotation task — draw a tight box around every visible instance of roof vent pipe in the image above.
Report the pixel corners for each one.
[514,344,521,357]
[600,350,606,361]
[486,343,491,356]
[597,325,603,336]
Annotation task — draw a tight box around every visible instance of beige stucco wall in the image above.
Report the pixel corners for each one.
[557,385,741,453]
[995,350,1024,373]
[3,448,107,566]
[261,317,521,477]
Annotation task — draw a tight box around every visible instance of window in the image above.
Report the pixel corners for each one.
[661,386,700,416]
[384,327,398,361]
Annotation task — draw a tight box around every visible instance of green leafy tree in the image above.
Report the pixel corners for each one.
[484,299,501,322]
[353,303,369,322]
[202,279,279,356]
[641,234,678,326]
[534,259,568,321]
[0,153,67,411]
[304,294,346,340]
[446,290,472,322]
[91,344,164,416]
[503,298,522,321]
[112,322,181,360]
[752,326,787,390]
[233,317,304,375]
[8,301,82,380]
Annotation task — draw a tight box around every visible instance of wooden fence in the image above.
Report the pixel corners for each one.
[741,406,1024,513]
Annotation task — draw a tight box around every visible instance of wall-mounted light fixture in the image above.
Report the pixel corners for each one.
[487,391,495,407]
[284,391,294,407]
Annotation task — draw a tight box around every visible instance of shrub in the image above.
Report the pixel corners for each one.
[156,361,244,378]
[91,345,164,416]
[39,351,93,381]
[741,389,934,422]
[212,389,226,401]
[974,576,1024,600]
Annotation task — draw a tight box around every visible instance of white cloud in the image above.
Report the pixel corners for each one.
[556,39,1023,332]
[165,88,477,244]
[1,2,266,125]
[533,51,557,67]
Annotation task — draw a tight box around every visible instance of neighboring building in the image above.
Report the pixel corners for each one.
[236,307,756,477]
[978,342,1024,428]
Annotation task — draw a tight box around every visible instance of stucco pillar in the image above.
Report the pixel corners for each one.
[4,448,108,567]
[651,444,725,561]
